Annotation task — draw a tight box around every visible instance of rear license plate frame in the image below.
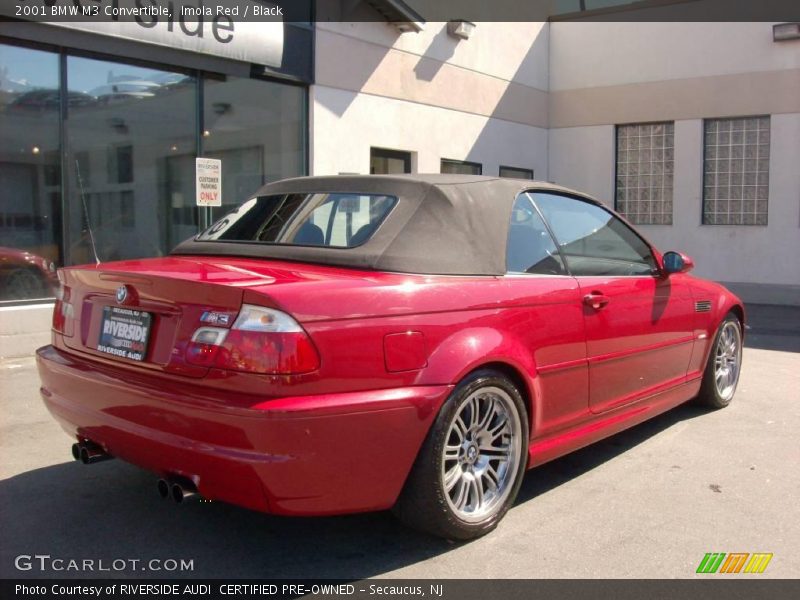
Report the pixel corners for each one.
[97,305,152,362]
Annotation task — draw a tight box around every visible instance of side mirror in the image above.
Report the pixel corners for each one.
[662,251,694,275]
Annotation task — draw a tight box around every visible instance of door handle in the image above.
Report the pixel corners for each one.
[583,291,610,310]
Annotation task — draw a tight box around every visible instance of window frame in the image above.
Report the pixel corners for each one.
[701,115,770,227]
[614,120,675,226]
[440,158,483,175]
[527,190,662,278]
[370,147,412,174]
[499,165,534,180]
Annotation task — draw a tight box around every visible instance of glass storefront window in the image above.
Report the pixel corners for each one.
[66,56,198,264]
[203,74,306,221]
[0,43,61,301]
[0,41,308,305]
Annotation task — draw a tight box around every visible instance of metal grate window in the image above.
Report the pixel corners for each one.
[615,122,674,225]
[703,116,770,226]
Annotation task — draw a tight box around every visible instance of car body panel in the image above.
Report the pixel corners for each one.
[37,344,450,515]
[578,273,696,413]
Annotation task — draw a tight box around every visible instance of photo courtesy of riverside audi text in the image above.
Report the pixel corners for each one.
[1,0,800,598]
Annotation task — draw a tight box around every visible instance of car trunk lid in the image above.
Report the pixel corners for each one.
[59,257,280,377]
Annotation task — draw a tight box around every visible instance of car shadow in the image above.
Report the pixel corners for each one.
[0,402,713,580]
[516,401,710,504]
[0,458,450,579]
[743,332,800,352]
[742,304,800,352]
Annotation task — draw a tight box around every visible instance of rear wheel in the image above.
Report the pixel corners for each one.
[393,369,528,540]
[695,312,743,409]
[4,268,45,300]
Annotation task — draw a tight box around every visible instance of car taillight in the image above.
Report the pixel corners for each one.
[52,281,73,334]
[186,304,320,374]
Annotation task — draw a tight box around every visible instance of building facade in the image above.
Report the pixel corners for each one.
[548,21,800,306]
[1,5,798,356]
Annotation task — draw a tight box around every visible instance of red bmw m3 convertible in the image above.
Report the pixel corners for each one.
[37,174,744,539]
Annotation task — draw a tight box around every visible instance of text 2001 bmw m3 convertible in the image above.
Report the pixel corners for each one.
[37,174,744,539]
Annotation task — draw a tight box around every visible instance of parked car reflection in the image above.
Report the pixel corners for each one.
[0,246,58,301]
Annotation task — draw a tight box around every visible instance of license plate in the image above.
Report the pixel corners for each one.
[97,306,152,361]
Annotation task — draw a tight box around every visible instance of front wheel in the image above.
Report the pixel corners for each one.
[393,369,529,540]
[695,312,743,409]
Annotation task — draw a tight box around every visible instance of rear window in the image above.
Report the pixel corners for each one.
[197,193,397,248]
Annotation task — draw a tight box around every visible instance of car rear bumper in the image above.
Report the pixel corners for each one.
[36,345,450,516]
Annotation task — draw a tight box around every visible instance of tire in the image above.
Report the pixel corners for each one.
[4,268,46,301]
[393,369,529,540]
[695,312,743,409]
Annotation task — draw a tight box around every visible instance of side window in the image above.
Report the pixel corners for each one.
[533,193,656,276]
[506,194,565,275]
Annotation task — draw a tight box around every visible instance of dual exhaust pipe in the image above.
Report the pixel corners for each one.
[70,441,200,504]
[157,477,200,504]
[71,441,112,465]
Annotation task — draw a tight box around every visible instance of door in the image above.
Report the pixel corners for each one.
[505,193,588,436]
[533,192,695,413]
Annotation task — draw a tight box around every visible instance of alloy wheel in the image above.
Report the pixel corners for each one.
[714,321,742,401]
[441,386,522,523]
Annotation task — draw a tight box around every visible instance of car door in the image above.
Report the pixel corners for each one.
[504,193,588,436]
[533,192,695,414]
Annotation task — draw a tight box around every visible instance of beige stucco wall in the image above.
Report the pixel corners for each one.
[318,21,550,91]
[549,22,800,128]
[641,115,800,288]
[550,22,799,90]
[310,85,549,177]
[547,22,800,303]
[314,19,799,304]
[310,21,550,176]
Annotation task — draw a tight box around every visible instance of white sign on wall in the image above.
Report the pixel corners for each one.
[196,158,222,207]
[41,16,283,68]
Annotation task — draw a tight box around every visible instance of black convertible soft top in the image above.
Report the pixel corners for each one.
[172,174,598,276]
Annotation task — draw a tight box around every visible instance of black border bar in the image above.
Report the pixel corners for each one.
[4,579,800,600]
[3,0,800,23]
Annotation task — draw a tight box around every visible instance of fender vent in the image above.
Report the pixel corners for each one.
[695,300,712,313]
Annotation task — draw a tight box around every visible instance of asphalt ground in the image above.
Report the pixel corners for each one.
[0,304,798,579]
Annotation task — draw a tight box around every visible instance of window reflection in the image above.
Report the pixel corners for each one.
[0,44,60,301]
[66,56,197,264]
[441,159,482,175]
[203,75,306,221]
[0,44,307,302]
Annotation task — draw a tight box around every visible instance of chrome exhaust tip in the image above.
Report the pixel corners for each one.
[76,441,113,464]
[156,479,170,499]
[171,480,199,504]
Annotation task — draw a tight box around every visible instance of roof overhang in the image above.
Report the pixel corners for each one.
[363,0,426,32]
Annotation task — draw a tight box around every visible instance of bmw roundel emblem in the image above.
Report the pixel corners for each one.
[115,285,128,304]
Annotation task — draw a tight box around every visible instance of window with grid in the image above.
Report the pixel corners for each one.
[615,122,674,225]
[703,116,770,226]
